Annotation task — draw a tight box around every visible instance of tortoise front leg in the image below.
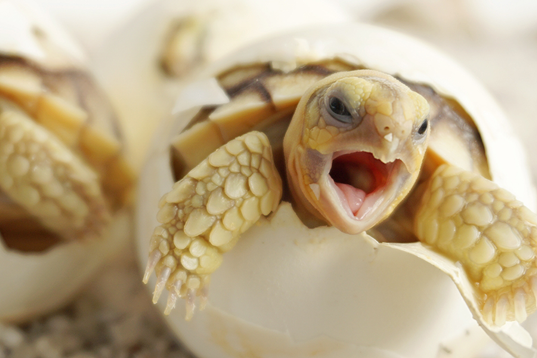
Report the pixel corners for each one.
[143,131,282,320]
[414,164,537,326]
[0,99,110,242]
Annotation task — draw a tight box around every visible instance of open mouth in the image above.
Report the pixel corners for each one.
[329,151,402,220]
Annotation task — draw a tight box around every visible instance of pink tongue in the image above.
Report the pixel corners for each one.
[335,183,366,216]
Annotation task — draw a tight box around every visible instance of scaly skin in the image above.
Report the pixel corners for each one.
[144,132,282,319]
[416,165,537,325]
[0,98,110,241]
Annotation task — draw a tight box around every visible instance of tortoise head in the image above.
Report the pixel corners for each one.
[284,70,430,234]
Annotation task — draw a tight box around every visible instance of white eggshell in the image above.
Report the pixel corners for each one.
[0,0,132,322]
[0,211,131,322]
[30,0,151,54]
[137,23,537,358]
[0,0,85,68]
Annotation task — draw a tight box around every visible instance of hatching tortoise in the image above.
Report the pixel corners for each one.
[139,24,537,357]
[0,0,133,321]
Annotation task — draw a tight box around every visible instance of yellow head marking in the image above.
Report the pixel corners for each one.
[409,91,429,124]
[327,77,374,110]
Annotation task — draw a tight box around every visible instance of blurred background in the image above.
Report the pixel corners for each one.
[32,0,537,186]
[2,0,537,357]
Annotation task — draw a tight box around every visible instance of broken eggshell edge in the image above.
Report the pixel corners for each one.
[0,0,85,69]
[137,24,537,357]
[0,0,132,322]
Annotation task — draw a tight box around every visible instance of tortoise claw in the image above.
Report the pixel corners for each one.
[164,291,179,316]
[153,266,171,304]
[143,249,162,284]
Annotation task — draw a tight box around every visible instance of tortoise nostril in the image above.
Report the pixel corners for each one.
[374,114,394,136]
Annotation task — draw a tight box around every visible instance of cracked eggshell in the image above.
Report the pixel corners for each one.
[0,212,131,322]
[91,0,351,172]
[137,24,536,357]
[0,0,131,322]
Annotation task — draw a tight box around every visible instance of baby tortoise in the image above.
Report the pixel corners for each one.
[144,61,537,326]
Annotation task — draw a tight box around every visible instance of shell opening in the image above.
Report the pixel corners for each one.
[0,210,62,252]
[0,188,62,253]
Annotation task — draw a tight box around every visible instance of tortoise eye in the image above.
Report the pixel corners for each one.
[327,96,352,123]
[417,119,428,135]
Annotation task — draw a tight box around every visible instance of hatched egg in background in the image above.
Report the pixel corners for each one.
[0,0,350,325]
[0,0,133,323]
